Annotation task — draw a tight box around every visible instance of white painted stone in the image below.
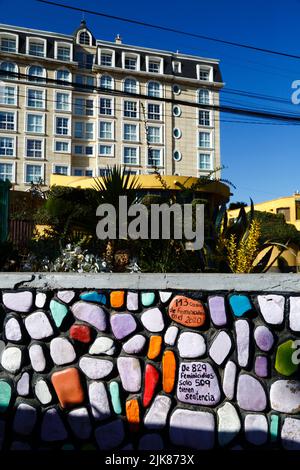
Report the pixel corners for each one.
[79,357,114,379]
[281,418,300,450]
[164,326,179,346]
[89,382,111,421]
[10,441,31,450]
[68,407,91,439]
[29,344,46,372]
[126,291,139,311]
[41,408,68,441]
[89,337,115,356]
[237,374,267,412]
[17,372,30,396]
[123,335,146,354]
[5,318,22,342]
[71,301,107,331]
[144,395,172,430]
[35,292,47,308]
[159,291,172,303]
[57,290,75,304]
[1,347,22,373]
[35,380,52,405]
[169,409,215,450]
[177,332,206,358]
[244,414,268,446]
[117,357,141,392]
[95,419,125,450]
[13,403,37,435]
[270,380,300,413]
[257,294,285,325]
[209,331,232,365]
[141,308,164,332]
[217,402,241,446]
[235,320,249,367]
[2,291,33,313]
[24,311,53,340]
[138,434,164,450]
[289,297,300,331]
[223,361,237,400]
[50,337,76,366]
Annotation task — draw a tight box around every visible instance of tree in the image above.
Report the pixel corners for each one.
[228,201,248,210]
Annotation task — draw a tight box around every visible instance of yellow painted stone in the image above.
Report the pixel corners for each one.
[162,350,176,393]
[147,336,162,360]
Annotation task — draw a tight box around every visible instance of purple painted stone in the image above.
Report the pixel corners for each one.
[177,362,221,406]
[254,326,274,352]
[208,296,227,327]
[110,314,137,340]
[237,374,267,411]
[255,356,268,378]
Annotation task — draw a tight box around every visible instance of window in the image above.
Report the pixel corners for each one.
[0,62,18,80]
[123,147,138,165]
[28,66,46,83]
[0,112,15,131]
[74,145,93,156]
[75,52,94,69]
[276,207,291,222]
[173,128,181,139]
[124,78,137,94]
[173,84,181,95]
[199,110,210,126]
[173,150,182,162]
[53,165,68,175]
[124,55,138,70]
[55,141,70,153]
[75,74,94,88]
[198,89,210,105]
[56,44,71,62]
[55,117,69,136]
[124,123,138,142]
[74,98,94,116]
[100,51,114,67]
[0,35,17,53]
[296,201,300,220]
[26,139,43,159]
[99,121,113,140]
[78,31,91,46]
[99,98,113,116]
[99,168,110,177]
[73,168,92,176]
[0,86,17,105]
[147,103,161,120]
[74,122,94,140]
[99,144,113,156]
[56,92,71,111]
[197,65,213,82]
[27,89,45,109]
[147,126,161,144]
[124,101,137,118]
[147,81,161,98]
[173,105,181,117]
[0,137,14,156]
[26,114,44,134]
[56,69,71,83]
[147,57,162,74]
[172,61,181,74]
[28,39,46,57]
[100,75,113,90]
[198,153,212,170]
[0,163,13,182]
[199,132,211,148]
[148,148,162,167]
[25,164,43,184]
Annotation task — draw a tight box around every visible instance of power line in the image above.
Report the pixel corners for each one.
[37,0,300,61]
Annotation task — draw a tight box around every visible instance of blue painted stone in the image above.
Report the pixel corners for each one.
[80,291,106,305]
[141,292,155,307]
[50,299,68,328]
[229,295,252,317]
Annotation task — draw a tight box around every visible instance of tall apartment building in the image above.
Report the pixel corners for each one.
[0,21,224,191]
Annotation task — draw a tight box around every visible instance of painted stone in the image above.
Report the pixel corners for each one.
[141,308,165,332]
[254,325,274,352]
[123,335,146,354]
[138,434,164,450]
[159,291,172,304]
[270,414,279,442]
[209,331,232,365]
[289,297,300,331]
[255,356,268,378]
[126,292,139,311]
[68,407,92,440]
[24,311,53,340]
[275,339,297,376]
[89,381,111,421]
[162,350,176,393]
[110,314,137,340]
[51,368,85,409]
[270,380,300,413]
[35,380,52,405]
[29,344,46,372]
[141,292,155,307]
[168,296,205,327]
[57,290,75,304]
[208,296,227,327]
[35,292,47,308]
[126,398,140,432]
[0,381,11,412]
[244,414,268,446]
[144,395,172,431]
[235,319,250,367]
[70,324,92,344]
[217,402,241,447]
[89,336,115,356]
[71,301,107,331]
[110,291,125,309]
[41,408,68,442]
[177,332,206,359]
[147,336,162,360]
[50,299,68,327]
[281,418,300,450]
[17,372,30,397]
[5,317,22,342]
[164,326,179,346]
[169,409,215,450]
[237,374,267,411]
[143,364,160,407]
[13,404,37,435]
[50,337,76,366]
[223,361,237,400]
[229,294,252,317]
[11,441,31,450]
[117,357,141,393]
[79,357,114,380]
[80,291,106,304]
[109,381,122,414]
[257,294,285,325]
[1,347,22,373]
[177,361,221,406]
[94,419,125,450]
[2,291,33,313]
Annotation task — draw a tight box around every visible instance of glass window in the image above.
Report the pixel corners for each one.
[199,110,210,126]
[100,75,113,90]
[56,92,70,111]
[173,84,181,95]
[55,117,69,135]
[124,78,137,94]
[74,145,83,154]
[276,207,291,222]
[85,169,93,177]
[173,62,181,74]
[74,98,93,116]
[28,66,45,83]
[79,31,91,46]
[25,164,42,183]
[53,165,68,175]
[75,52,94,69]
[124,101,137,118]
[100,52,112,67]
[57,45,71,61]
[0,112,15,131]
[124,56,137,70]
[147,81,161,98]
[0,163,13,181]
[173,105,181,117]
[55,141,69,152]
[26,139,43,159]
[99,121,113,140]
[0,37,16,53]
[173,128,181,139]
[56,69,71,83]
[27,89,44,109]
[199,132,211,148]
[74,122,93,139]
[27,114,44,133]
[0,137,14,156]
[74,168,83,176]
[99,168,110,177]
[199,68,210,81]
[148,60,161,73]
[100,98,113,116]
[29,40,45,57]
[0,62,17,80]
[198,89,210,105]
[147,126,161,144]
[198,153,212,170]
[148,148,162,167]
[147,103,161,120]
[124,123,138,141]
[85,146,93,155]
[0,86,16,105]
[173,150,182,162]
[99,144,113,156]
[123,147,138,165]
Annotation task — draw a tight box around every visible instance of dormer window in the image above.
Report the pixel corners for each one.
[99,49,115,67]
[197,65,213,82]
[146,57,163,74]
[27,38,46,58]
[122,53,140,71]
[78,31,91,46]
[55,42,72,62]
[172,61,182,74]
[0,34,18,53]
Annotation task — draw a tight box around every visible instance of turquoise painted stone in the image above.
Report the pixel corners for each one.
[109,381,122,414]
[270,415,279,442]
[62,444,75,450]
[50,299,68,328]
[229,295,252,317]
[0,381,11,413]
[141,292,155,307]
[80,291,106,305]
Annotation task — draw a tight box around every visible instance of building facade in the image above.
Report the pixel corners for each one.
[0,21,224,191]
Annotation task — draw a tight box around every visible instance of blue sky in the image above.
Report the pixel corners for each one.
[1,0,300,204]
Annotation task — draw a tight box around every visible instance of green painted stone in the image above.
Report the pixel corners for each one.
[81,443,96,451]
[0,381,11,413]
[270,415,279,442]
[50,299,68,328]
[62,444,75,451]
[141,292,155,307]
[109,381,122,414]
[275,339,298,376]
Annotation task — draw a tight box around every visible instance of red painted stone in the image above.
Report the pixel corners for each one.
[70,324,92,343]
[143,364,160,407]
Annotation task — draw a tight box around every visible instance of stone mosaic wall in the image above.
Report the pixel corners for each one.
[1,285,300,450]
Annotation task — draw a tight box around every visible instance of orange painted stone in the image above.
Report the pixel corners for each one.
[143,364,160,407]
[51,368,85,409]
[147,336,162,360]
[126,398,140,432]
[168,295,206,327]
[162,350,176,394]
[110,291,125,309]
